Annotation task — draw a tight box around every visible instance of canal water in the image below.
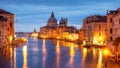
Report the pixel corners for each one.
[0,36,120,68]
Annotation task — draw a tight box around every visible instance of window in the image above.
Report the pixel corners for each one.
[119,19,120,24]
[99,24,101,30]
[110,28,112,34]
[110,36,112,41]
[8,28,9,31]
[10,22,12,27]
[110,18,112,23]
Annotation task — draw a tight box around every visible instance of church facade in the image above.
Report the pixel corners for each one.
[39,12,78,41]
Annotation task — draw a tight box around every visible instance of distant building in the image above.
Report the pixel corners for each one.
[59,17,68,27]
[31,28,38,38]
[47,12,58,27]
[0,9,15,45]
[82,15,107,45]
[40,12,58,38]
[39,12,78,41]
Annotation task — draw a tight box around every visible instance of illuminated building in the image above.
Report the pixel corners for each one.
[31,28,38,39]
[40,12,58,39]
[0,9,15,45]
[107,8,120,44]
[112,8,120,40]
[82,15,107,45]
[39,12,78,41]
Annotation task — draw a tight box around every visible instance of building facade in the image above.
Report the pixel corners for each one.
[0,9,15,45]
[40,12,58,38]
[112,8,120,41]
[107,8,120,43]
[39,12,78,41]
[82,15,107,45]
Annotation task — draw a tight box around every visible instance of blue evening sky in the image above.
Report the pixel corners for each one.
[0,0,120,32]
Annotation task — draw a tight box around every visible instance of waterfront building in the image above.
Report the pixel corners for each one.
[112,8,120,41]
[107,8,120,44]
[0,16,8,44]
[82,15,107,45]
[0,9,15,45]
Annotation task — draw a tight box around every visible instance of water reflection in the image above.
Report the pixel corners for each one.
[14,48,16,68]
[97,50,102,68]
[82,48,87,65]
[42,39,47,68]
[10,46,16,68]
[68,43,75,68]
[56,40,60,68]
[22,45,28,68]
[32,39,39,52]
[10,47,13,68]
[1,37,120,68]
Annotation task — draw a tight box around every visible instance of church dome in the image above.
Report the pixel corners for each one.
[47,12,58,27]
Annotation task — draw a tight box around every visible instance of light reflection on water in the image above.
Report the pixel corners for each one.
[82,48,87,66]
[22,45,28,68]
[0,37,120,68]
[97,50,102,68]
[68,43,75,68]
[42,39,47,68]
[56,40,60,68]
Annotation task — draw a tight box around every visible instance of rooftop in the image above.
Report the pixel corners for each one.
[84,15,106,23]
[0,9,14,15]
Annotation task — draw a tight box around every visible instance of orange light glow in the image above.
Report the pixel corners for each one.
[9,36,13,43]
[103,49,110,56]
[31,33,38,38]
[22,38,28,42]
[93,35,106,45]
[56,36,60,39]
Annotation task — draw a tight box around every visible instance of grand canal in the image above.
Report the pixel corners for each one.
[0,36,120,68]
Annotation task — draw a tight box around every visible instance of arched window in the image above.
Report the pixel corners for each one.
[110,28,112,34]
[10,22,12,27]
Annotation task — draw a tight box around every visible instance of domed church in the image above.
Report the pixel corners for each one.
[47,12,58,27]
